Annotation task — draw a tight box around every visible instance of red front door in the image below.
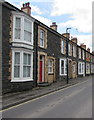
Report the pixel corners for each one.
[40,61,43,82]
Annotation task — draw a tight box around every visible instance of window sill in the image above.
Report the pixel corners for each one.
[12,41,33,46]
[60,74,67,76]
[39,46,46,49]
[11,79,33,82]
[48,73,54,75]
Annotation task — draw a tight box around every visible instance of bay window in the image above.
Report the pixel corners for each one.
[60,59,67,75]
[13,15,33,45]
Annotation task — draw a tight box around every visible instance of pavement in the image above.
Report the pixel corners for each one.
[1,75,93,111]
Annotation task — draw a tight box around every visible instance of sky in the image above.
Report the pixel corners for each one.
[6,0,93,51]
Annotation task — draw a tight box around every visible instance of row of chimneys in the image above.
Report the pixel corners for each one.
[21,2,93,54]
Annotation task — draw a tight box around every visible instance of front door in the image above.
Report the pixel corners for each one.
[39,56,44,82]
[40,61,43,82]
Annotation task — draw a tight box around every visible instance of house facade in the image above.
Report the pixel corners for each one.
[2,2,37,93]
[1,1,94,94]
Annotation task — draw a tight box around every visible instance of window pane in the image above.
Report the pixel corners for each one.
[24,19,32,31]
[24,31,31,42]
[23,66,27,77]
[24,19,32,42]
[15,17,21,28]
[15,29,20,39]
[40,38,44,47]
[50,61,52,66]
[27,67,30,77]
[40,30,44,39]
[15,52,20,64]
[61,41,64,53]
[28,54,31,65]
[23,53,27,65]
[14,66,20,77]
[61,68,64,74]
[61,60,64,67]
[23,66,31,77]
[23,53,31,77]
[40,30,44,47]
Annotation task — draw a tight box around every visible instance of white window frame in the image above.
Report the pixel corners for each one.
[40,29,45,48]
[48,59,53,74]
[60,58,67,76]
[91,64,94,73]
[79,48,81,59]
[68,43,71,56]
[73,45,76,57]
[78,62,85,75]
[13,15,33,46]
[11,49,33,82]
[61,40,64,54]
[82,50,85,60]
[86,63,90,74]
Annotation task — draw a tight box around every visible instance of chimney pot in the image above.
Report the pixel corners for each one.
[21,2,31,15]
[52,22,56,25]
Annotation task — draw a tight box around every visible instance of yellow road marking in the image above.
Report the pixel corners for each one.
[0,79,90,112]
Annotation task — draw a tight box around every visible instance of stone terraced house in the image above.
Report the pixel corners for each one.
[1,1,94,94]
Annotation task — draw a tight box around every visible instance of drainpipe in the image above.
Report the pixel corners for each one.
[66,28,71,84]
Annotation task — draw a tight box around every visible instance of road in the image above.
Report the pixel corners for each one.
[2,78,92,118]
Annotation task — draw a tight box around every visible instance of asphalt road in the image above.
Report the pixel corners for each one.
[2,78,92,118]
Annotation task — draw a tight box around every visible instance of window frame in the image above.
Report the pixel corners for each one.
[48,59,54,74]
[13,15,33,45]
[60,58,67,76]
[11,49,33,82]
[68,43,71,56]
[73,45,76,57]
[82,50,85,60]
[61,40,64,54]
[79,48,81,59]
[78,62,85,75]
[86,63,90,74]
[40,29,45,48]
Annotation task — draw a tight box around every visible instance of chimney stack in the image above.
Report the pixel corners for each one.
[80,43,86,50]
[50,22,57,31]
[21,2,31,15]
[87,48,90,52]
[62,33,70,40]
[71,37,77,44]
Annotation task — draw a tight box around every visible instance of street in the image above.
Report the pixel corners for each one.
[2,78,92,118]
